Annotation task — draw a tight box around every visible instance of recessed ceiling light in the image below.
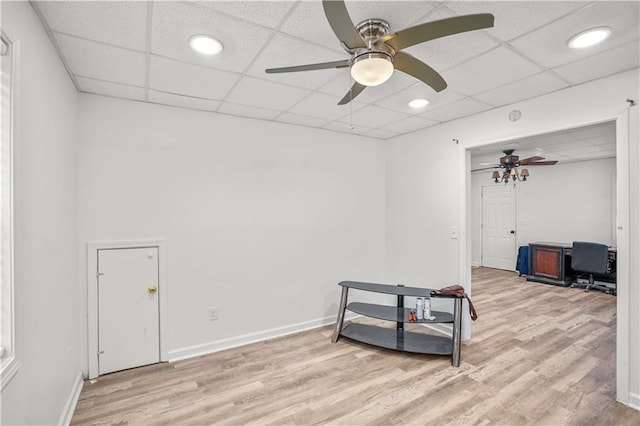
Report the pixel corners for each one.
[408,98,429,108]
[568,27,611,49]
[189,35,223,55]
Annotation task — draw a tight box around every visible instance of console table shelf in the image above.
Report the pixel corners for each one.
[332,281,463,366]
[340,323,453,355]
[346,302,454,324]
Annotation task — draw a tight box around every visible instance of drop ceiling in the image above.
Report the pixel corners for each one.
[32,1,640,140]
[470,120,617,170]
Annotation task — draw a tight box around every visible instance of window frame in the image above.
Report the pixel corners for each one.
[0,31,20,389]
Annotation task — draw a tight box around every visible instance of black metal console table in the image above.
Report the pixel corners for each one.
[331,281,463,367]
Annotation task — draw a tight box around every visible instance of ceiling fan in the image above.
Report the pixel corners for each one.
[473,149,559,172]
[265,0,495,105]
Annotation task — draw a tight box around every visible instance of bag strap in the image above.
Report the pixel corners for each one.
[467,297,478,321]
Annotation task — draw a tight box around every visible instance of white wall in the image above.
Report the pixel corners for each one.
[386,68,639,406]
[471,157,617,266]
[77,95,386,362]
[0,2,80,425]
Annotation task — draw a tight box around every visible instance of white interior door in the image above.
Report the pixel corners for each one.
[98,247,159,375]
[482,185,517,270]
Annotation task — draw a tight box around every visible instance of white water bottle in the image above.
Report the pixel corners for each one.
[423,298,431,319]
[416,298,424,320]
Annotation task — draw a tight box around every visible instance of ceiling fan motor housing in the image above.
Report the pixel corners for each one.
[500,149,520,168]
[353,19,395,61]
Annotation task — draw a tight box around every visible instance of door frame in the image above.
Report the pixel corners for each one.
[481,184,517,270]
[458,111,632,406]
[87,239,168,379]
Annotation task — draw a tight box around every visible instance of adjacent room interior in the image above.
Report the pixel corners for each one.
[1,1,639,425]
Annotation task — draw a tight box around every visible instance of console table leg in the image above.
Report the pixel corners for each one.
[452,298,463,367]
[331,286,349,343]
[397,295,404,331]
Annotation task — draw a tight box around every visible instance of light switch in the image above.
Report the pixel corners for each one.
[450,226,458,239]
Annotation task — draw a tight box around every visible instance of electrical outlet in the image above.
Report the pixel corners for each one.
[208,306,218,321]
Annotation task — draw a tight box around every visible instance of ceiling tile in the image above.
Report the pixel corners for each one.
[421,98,492,122]
[149,55,239,100]
[365,128,400,140]
[288,91,365,121]
[77,77,145,101]
[541,140,602,153]
[36,1,147,50]
[323,121,373,136]
[510,1,640,68]
[554,144,610,155]
[375,82,463,115]
[275,112,332,128]
[570,121,617,139]
[224,76,310,111]
[317,71,416,104]
[277,1,348,49]
[279,1,439,48]
[344,1,441,31]
[403,7,499,72]
[382,115,438,134]
[337,105,411,129]
[151,2,273,73]
[580,136,616,147]
[194,1,296,28]
[444,1,588,42]
[246,33,346,90]
[553,40,640,85]
[148,90,221,112]
[218,102,281,120]
[54,33,145,86]
[442,46,543,95]
[473,71,569,107]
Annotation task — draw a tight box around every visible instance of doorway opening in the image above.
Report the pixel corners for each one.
[462,115,632,405]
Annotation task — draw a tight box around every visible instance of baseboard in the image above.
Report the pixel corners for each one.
[169,313,358,362]
[58,371,84,426]
[627,392,640,410]
[471,261,481,267]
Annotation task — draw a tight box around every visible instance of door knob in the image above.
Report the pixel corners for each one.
[148,285,157,294]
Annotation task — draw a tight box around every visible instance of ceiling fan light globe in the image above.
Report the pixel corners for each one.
[351,54,394,86]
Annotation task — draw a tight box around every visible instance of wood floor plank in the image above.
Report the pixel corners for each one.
[71,267,640,425]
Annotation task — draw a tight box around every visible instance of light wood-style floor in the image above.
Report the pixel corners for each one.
[72,268,640,425]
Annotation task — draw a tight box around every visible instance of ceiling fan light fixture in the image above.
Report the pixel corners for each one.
[568,27,611,49]
[408,98,429,108]
[350,52,394,86]
[189,34,223,56]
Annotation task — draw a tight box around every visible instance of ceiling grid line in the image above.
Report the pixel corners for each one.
[213,0,302,111]
[144,2,153,102]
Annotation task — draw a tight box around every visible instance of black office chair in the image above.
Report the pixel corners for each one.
[570,241,614,294]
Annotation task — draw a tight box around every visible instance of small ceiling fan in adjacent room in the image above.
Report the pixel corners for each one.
[473,149,558,184]
[265,0,494,105]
